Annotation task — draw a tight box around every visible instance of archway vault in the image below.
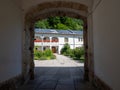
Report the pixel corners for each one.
[24,1,94,82]
[25,1,88,23]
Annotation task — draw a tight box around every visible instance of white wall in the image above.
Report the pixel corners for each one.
[93,0,120,89]
[0,0,23,82]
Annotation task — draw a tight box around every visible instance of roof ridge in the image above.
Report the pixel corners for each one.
[34,28,83,35]
[68,30,74,34]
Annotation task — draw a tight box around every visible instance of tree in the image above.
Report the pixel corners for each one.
[47,17,61,29]
[55,23,70,30]
[35,19,49,28]
[35,16,83,30]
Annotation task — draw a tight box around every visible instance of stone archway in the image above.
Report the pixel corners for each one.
[24,1,94,81]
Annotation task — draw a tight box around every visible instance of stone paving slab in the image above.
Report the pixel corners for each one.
[37,80,57,89]
[58,79,74,85]
[17,54,97,90]
[55,85,75,90]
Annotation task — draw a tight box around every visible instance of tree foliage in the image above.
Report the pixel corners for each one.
[35,16,83,30]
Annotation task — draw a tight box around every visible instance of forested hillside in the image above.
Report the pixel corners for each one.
[35,16,83,30]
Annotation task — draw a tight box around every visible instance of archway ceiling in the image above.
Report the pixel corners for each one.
[32,9,87,22]
[24,0,93,23]
[22,0,93,13]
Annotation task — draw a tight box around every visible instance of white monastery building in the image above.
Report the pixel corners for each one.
[34,29,83,54]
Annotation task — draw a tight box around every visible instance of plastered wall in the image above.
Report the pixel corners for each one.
[93,0,120,89]
[0,0,23,82]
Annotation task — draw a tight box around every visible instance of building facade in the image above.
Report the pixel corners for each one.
[34,29,83,54]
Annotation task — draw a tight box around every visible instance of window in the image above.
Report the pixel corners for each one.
[34,36,42,42]
[35,36,41,39]
[78,37,83,42]
[78,37,81,42]
[52,37,59,42]
[64,37,68,42]
[81,37,83,42]
[43,37,50,42]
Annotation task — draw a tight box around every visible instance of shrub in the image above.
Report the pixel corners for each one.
[39,56,47,60]
[61,43,70,54]
[44,49,53,57]
[34,50,43,58]
[34,47,56,60]
[80,55,85,62]
[79,47,85,56]
[34,56,40,60]
[74,48,82,59]
[61,45,85,62]
[69,49,74,58]
[73,47,85,61]
[50,55,56,59]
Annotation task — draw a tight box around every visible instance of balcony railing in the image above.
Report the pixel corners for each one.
[51,40,59,42]
[43,40,50,42]
[34,40,42,42]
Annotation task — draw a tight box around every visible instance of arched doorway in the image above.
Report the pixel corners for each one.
[24,1,94,82]
[34,36,42,42]
[51,37,59,53]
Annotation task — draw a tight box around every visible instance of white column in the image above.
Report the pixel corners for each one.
[73,35,75,49]
[41,34,44,51]
[50,37,52,50]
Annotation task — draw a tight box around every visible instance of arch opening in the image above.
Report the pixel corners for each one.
[23,1,93,82]
[43,37,50,42]
[52,37,59,42]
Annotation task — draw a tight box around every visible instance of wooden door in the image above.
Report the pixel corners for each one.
[52,47,56,53]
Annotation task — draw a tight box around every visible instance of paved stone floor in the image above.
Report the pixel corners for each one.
[17,54,97,90]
